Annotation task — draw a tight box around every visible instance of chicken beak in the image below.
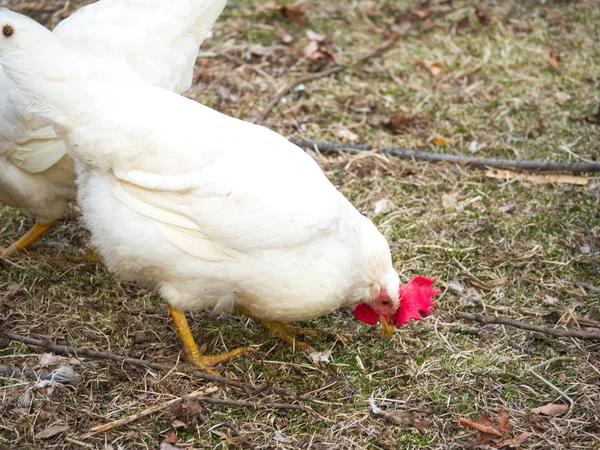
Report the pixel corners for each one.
[380,316,395,337]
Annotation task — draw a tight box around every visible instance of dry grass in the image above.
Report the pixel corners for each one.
[1,0,599,449]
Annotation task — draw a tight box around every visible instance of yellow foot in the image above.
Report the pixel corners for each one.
[236,306,348,351]
[0,222,54,259]
[169,306,251,375]
[66,248,102,265]
[189,347,251,376]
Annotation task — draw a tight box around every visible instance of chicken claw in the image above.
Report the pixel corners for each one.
[237,306,351,351]
[169,306,252,375]
[0,222,54,259]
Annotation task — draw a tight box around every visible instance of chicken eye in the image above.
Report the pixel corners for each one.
[381,299,390,306]
[3,24,14,38]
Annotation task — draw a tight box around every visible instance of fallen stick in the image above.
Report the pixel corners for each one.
[84,386,219,437]
[253,32,402,124]
[1,329,314,402]
[456,312,600,341]
[529,357,577,418]
[290,139,600,173]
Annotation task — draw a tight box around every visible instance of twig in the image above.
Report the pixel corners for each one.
[83,388,306,437]
[290,139,600,173]
[529,357,577,418]
[456,312,600,341]
[579,218,597,274]
[253,32,402,124]
[83,386,219,437]
[0,329,314,402]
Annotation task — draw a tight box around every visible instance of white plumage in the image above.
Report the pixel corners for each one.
[0,0,226,254]
[0,9,401,368]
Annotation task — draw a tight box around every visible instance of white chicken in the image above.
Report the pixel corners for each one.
[0,9,403,373]
[0,0,227,258]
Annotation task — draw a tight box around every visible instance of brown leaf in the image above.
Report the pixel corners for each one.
[531,403,569,416]
[302,40,334,61]
[385,411,430,429]
[512,21,532,33]
[497,410,511,435]
[282,3,307,25]
[171,420,187,429]
[498,432,534,448]
[388,111,413,134]
[459,416,504,437]
[163,431,179,444]
[548,53,560,71]
[415,59,442,77]
[35,424,70,440]
[475,7,490,25]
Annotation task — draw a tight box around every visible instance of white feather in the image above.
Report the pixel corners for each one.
[0,0,226,227]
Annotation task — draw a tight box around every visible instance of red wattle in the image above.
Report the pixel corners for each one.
[354,303,380,325]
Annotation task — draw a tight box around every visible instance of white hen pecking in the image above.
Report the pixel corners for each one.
[0,0,226,258]
[0,9,402,373]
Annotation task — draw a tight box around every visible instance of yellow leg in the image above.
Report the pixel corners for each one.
[1,222,54,258]
[169,306,251,374]
[237,306,343,352]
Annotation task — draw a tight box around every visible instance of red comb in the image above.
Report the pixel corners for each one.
[391,276,440,327]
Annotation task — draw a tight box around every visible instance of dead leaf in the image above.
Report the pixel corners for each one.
[385,411,430,429]
[432,136,448,146]
[498,432,534,448]
[282,3,307,25]
[171,399,205,423]
[497,410,510,435]
[302,40,334,61]
[475,7,490,25]
[415,59,443,77]
[531,403,569,416]
[548,53,560,71]
[171,420,186,429]
[276,27,294,44]
[35,424,69,440]
[485,169,588,186]
[459,416,504,438]
[513,21,532,33]
[387,111,429,135]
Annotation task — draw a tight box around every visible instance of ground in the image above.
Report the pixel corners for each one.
[0,0,599,449]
